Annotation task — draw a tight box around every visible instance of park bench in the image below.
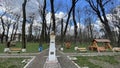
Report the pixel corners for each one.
[10,48,21,53]
[89,39,113,52]
[77,47,87,52]
[98,47,106,52]
[113,47,120,52]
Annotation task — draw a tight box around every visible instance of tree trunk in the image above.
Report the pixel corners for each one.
[50,0,56,33]
[118,30,120,47]
[77,9,82,42]
[40,0,47,42]
[28,17,34,41]
[61,19,63,41]
[0,12,6,43]
[0,17,5,43]
[10,23,16,41]
[63,0,78,42]
[22,0,27,48]
[72,0,78,44]
[6,24,10,42]
[99,0,114,42]
[13,21,19,40]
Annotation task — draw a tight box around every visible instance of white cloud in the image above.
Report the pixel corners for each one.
[46,12,51,24]
[55,12,66,19]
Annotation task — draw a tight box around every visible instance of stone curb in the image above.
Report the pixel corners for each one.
[24,56,36,68]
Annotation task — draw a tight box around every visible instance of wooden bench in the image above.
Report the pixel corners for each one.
[89,46,97,51]
[10,48,21,53]
[113,47,120,52]
[77,48,87,52]
[98,47,106,52]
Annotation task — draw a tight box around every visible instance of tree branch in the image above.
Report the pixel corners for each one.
[103,0,111,6]
[86,0,98,12]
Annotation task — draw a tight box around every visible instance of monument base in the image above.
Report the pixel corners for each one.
[22,49,26,52]
[4,48,10,53]
[74,46,78,51]
[60,47,64,51]
[44,58,61,68]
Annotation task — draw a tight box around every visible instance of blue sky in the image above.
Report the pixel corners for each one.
[46,0,120,12]
[0,0,120,35]
[45,0,120,25]
[0,0,119,25]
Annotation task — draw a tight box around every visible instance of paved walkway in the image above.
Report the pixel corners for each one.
[0,53,38,58]
[25,49,78,68]
[65,52,120,56]
[25,49,48,68]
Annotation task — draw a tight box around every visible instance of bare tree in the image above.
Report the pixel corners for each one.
[22,0,27,49]
[86,0,114,43]
[111,6,120,46]
[72,0,78,44]
[0,12,6,43]
[12,14,20,41]
[63,0,78,42]
[76,7,82,42]
[5,18,12,42]
[28,14,34,41]
[60,18,64,43]
[41,0,48,42]
[36,0,48,42]
[85,17,94,39]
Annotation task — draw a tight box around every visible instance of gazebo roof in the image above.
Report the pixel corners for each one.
[93,39,111,43]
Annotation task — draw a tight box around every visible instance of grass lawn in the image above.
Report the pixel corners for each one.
[93,56,119,64]
[0,58,30,68]
[0,42,49,53]
[74,56,119,68]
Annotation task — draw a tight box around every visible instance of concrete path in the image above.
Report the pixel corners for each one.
[65,52,120,56]
[25,49,48,68]
[0,53,38,58]
[57,51,78,68]
[25,49,78,68]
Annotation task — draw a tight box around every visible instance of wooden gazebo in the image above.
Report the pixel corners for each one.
[89,39,113,52]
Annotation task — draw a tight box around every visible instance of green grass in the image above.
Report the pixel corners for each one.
[25,42,48,53]
[75,56,119,68]
[0,43,6,53]
[75,56,102,68]
[0,42,49,53]
[0,58,29,68]
[93,56,119,64]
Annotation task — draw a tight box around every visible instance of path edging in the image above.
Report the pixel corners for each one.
[23,56,36,68]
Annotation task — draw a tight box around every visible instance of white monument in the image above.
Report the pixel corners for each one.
[44,31,61,68]
[48,31,57,62]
